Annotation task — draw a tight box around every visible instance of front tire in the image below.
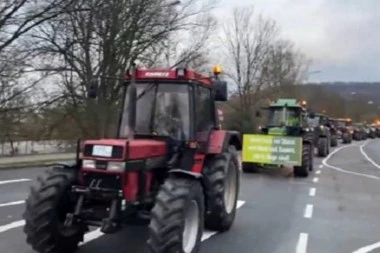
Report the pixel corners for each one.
[203,145,240,232]
[147,178,204,253]
[294,143,311,177]
[317,137,328,157]
[342,133,349,143]
[330,135,338,147]
[23,167,85,253]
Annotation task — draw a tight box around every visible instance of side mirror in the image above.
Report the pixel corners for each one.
[88,79,98,98]
[255,110,261,117]
[213,80,227,101]
[309,112,315,118]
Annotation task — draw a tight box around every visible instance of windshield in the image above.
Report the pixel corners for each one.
[267,107,300,126]
[336,121,346,128]
[119,83,190,139]
[308,115,321,128]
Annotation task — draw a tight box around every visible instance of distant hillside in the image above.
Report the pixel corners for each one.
[309,82,380,105]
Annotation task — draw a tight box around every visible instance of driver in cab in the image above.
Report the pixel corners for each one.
[287,116,299,126]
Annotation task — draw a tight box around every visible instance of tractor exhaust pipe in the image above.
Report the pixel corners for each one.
[127,63,137,139]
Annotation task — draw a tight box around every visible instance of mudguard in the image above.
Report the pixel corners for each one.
[46,161,78,169]
[168,169,203,179]
[207,130,242,154]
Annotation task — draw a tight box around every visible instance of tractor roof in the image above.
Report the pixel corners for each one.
[334,118,351,122]
[315,113,328,117]
[125,68,213,86]
[269,99,301,108]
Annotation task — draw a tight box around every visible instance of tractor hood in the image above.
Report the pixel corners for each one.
[82,139,168,160]
[267,127,287,136]
[263,126,304,136]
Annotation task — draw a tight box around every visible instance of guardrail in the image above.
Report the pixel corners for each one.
[0,153,76,169]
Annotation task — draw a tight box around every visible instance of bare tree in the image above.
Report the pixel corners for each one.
[0,0,79,107]
[263,40,310,88]
[29,0,217,138]
[219,6,279,132]
[137,2,217,74]
[221,7,279,111]
[220,5,310,133]
[0,0,78,52]
[259,39,311,100]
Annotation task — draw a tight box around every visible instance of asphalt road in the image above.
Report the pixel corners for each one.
[1,140,380,253]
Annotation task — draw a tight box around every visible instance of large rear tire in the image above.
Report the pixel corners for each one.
[309,144,314,171]
[23,167,85,253]
[147,178,204,253]
[203,145,240,232]
[294,143,311,177]
[330,135,338,147]
[317,137,328,157]
[342,133,349,144]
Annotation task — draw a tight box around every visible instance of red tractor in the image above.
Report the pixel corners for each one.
[23,65,242,253]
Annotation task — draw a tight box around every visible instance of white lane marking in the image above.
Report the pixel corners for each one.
[352,241,380,253]
[309,188,316,196]
[359,141,380,170]
[296,233,309,253]
[0,179,31,185]
[0,200,25,207]
[316,170,321,174]
[313,177,319,183]
[201,200,246,241]
[82,200,247,244]
[0,200,247,245]
[0,220,25,233]
[238,156,242,171]
[350,141,380,253]
[318,165,323,169]
[322,144,380,180]
[80,228,102,245]
[304,204,313,218]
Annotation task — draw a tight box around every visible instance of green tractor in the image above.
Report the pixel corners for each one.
[242,99,314,177]
[307,113,331,157]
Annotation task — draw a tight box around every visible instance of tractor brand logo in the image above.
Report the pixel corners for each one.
[195,159,202,164]
[89,179,102,188]
[144,72,170,77]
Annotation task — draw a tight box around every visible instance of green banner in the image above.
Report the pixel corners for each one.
[242,134,303,166]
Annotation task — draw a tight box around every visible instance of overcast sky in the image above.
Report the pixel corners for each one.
[213,0,380,82]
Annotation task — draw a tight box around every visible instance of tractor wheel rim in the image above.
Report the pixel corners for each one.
[224,159,237,214]
[182,200,199,253]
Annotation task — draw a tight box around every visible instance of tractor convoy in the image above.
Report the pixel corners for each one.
[240,98,379,178]
[22,64,379,253]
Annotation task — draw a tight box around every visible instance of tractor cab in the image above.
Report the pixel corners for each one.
[332,118,353,143]
[111,66,230,175]
[307,113,331,129]
[333,118,352,132]
[118,66,227,150]
[259,98,309,136]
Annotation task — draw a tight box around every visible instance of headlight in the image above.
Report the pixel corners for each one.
[107,162,125,171]
[83,159,96,168]
[320,125,324,129]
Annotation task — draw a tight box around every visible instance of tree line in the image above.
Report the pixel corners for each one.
[0,0,377,152]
